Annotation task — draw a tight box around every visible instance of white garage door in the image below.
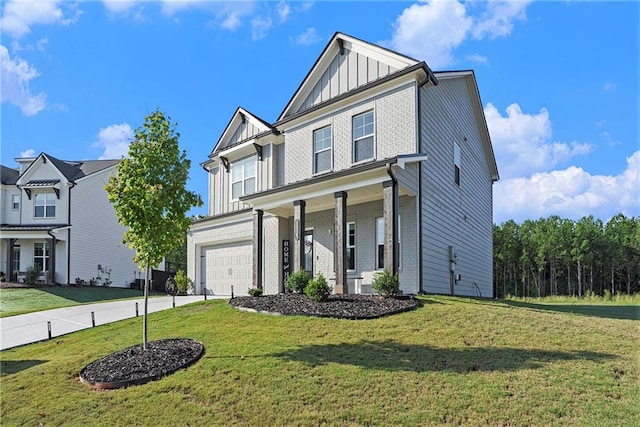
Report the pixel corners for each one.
[201,241,253,296]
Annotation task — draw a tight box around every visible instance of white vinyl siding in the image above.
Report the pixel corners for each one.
[231,156,256,200]
[353,111,374,163]
[34,193,56,218]
[313,126,332,174]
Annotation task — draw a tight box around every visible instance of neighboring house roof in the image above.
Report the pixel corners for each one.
[0,165,20,185]
[13,153,120,185]
[0,224,69,231]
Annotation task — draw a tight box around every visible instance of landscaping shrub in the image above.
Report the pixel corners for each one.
[24,265,39,285]
[372,269,400,297]
[286,270,311,294]
[305,273,331,301]
[174,269,191,295]
[248,287,263,297]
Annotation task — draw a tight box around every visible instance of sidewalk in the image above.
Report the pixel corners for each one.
[0,295,226,351]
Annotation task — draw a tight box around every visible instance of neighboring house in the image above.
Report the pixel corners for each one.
[0,153,139,287]
[187,32,499,298]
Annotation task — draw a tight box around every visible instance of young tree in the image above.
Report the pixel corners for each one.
[105,109,202,350]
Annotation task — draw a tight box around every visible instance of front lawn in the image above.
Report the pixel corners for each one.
[0,286,163,317]
[1,296,638,426]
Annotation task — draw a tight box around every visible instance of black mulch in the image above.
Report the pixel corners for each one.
[80,338,204,389]
[229,293,419,319]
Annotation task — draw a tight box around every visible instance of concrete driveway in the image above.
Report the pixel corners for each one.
[0,295,226,351]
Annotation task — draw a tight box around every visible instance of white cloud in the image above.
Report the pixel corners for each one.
[0,45,46,116]
[220,12,241,30]
[251,15,272,40]
[388,0,531,68]
[471,0,531,40]
[603,82,616,92]
[294,27,321,46]
[94,123,134,160]
[276,0,290,23]
[466,53,488,64]
[484,102,593,179]
[20,148,37,158]
[494,151,640,224]
[103,1,138,15]
[0,0,80,39]
[388,0,472,68]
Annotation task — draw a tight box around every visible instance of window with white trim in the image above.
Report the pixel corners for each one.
[313,125,332,174]
[11,194,19,210]
[454,143,461,186]
[376,216,401,270]
[34,193,56,218]
[33,242,49,272]
[353,111,374,163]
[347,222,356,271]
[230,156,256,200]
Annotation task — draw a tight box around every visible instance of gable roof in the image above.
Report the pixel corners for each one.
[278,32,426,121]
[15,153,120,185]
[210,107,275,156]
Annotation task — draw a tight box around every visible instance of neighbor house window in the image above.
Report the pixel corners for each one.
[347,222,356,270]
[33,242,49,273]
[34,193,56,218]
[12,245,20,274]
[11,194,19,210]
[230,156,256,200]
[376,216,401,270]
[454,143,461,186]
[353,111,374,163]
[313,126,332,174]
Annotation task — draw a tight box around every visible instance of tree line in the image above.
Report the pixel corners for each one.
[493,214,639,298]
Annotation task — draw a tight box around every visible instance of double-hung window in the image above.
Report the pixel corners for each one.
[313,126,332,174]
[353,111,374,163]
[454,143,461,186]
[33,242,49,272]
[346,222,356,271]
[231,156,256,200]
[11,194,19,210]
[34,193,56,218]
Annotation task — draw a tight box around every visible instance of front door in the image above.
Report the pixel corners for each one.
[304,230,314,277]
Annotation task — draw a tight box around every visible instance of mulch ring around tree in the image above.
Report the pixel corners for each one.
[80,338,204,390]
[229,293,420,319]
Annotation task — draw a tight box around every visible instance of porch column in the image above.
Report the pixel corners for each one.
[4,238,16,282]
[383,180,398,275]
[47,238,56,284]
[334,191,348,294]
[293,200,306,272]
[252,209,264,290]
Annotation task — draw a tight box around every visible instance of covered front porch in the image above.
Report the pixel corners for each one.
[243,155,426,294]
[1,225,70,284]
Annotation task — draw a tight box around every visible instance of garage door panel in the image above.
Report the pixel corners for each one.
[201,241,253,296]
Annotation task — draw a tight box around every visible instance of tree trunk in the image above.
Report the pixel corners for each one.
[143,262,149,351]
[577,260,582,298]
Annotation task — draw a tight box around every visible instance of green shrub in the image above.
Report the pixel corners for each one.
[305,273,332,301]
[248,287,263,297]
[24,266,40,285]
[286,270,311,294]
[174,269,191,295]
[372,269,400,297]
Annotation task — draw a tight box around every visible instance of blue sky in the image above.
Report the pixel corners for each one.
[1,0,638,224]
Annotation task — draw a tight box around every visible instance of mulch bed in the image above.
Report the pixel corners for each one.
[80,338,204,390]
[229,293,419,319]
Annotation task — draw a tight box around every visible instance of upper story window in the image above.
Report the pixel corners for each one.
[313,125,332,174]
[231,156,256,200]
[353,111,374,163]
[34,193,56,218]
[11,194,19,210]
[454,143,461,186]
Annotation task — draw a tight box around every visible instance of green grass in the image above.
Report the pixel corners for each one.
[1,296,638,426]
[0,286,163,318]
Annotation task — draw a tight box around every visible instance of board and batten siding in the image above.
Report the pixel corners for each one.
[420,76,494,297]
[283,83,417,185]
[69,168,138,287]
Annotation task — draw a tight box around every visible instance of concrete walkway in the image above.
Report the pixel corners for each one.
[0,295,226,351]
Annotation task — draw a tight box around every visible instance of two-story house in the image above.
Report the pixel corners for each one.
[187,32,499,298]
[1,153,139,287]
